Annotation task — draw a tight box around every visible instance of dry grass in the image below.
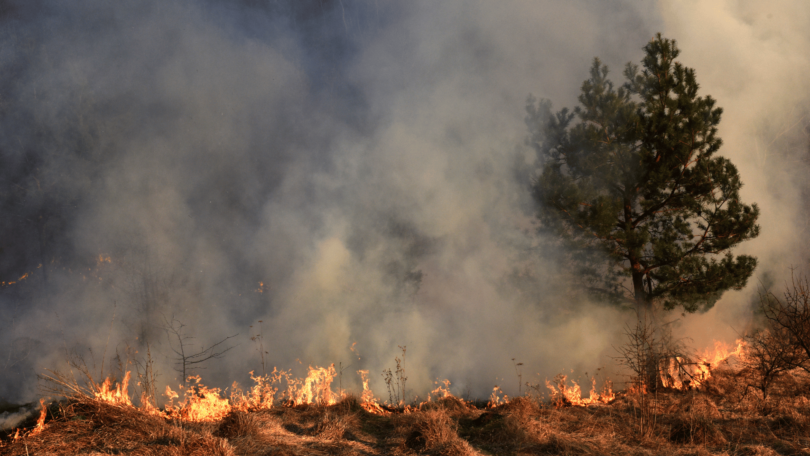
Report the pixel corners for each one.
[3,367,810,455]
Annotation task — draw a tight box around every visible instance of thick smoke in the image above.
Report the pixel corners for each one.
[661,1,810,348]
[0,0,807,407]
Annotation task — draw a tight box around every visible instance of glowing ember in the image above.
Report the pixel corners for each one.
[1,271,32,287]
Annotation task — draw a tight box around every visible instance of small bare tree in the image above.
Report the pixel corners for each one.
[741,328,804,399]
[758,273,810,373]
[614,314,658,436]
[163,315,238,386]
[615,312,690,436]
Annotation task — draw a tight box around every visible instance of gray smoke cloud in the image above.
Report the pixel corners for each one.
[0,0,807,407]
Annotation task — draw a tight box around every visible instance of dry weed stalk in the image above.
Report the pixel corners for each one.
[511,357,523,395]
[382,345,408,406]
[249,319,267,376]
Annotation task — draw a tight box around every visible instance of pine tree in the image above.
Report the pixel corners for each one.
[527,34,759,312]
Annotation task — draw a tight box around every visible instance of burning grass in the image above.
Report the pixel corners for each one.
[3,354,810,456]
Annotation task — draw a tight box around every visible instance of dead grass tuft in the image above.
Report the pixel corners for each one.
[490,396,539,416]
[524,431,603,456]
[314,409,361,441]
[395,408,475,456]
[419,396,472,417]
[667,394,723,419]
[668,414,727,446]
[735,445,781,456]
[332,393,363,414]
[215,410,260,439]
[467,412,532,447]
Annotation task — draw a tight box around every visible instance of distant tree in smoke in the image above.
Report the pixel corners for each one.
[526,34,759,312]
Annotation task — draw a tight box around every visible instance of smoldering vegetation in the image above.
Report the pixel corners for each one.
[0,0,809,433]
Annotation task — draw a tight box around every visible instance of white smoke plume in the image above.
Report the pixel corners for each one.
[0,0,807,404]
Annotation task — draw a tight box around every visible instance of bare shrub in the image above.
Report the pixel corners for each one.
[667,393,726,446]
[758,273,810,372]
[741,328,804,399]
[614,312,690,437]
[668,413,726,446]
[615,313,690,391]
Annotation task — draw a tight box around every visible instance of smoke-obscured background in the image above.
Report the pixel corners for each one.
[1,0,808,405]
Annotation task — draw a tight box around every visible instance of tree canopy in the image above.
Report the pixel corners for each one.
[527,34,760,312]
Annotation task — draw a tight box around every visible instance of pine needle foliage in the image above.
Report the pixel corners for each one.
[527,34,759,312]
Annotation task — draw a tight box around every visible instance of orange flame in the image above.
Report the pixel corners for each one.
[95,372,132,406]
[164,384,179,405]
[165,376,230,422]
[286,364,338,406]
[350,342,361,359]
[487,385,509,408]
[26,399,47,437]
[231,369,284,412]
[546,375,614,407]
[427,379,452,402]
[660,339,747,390]
[139,391,162,416]
[357,370,387,414]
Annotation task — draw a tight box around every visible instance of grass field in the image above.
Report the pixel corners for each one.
[2,361,809,456]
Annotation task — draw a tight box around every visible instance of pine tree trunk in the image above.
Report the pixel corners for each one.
[632,269,650,312]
